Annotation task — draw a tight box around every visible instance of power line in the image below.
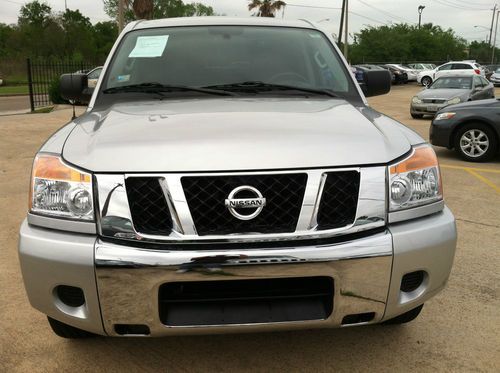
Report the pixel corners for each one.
[434,0,491,11]
[355,0,415,24]
[286,3,387,25]
[447,0,493,6]
[0,0,24,5]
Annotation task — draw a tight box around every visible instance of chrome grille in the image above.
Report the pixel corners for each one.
[181,174,308,235]
[125,177,173,235]
[317,171,360,230]
[97,167,386,243]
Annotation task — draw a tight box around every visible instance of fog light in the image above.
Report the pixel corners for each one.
[56,285,85,307]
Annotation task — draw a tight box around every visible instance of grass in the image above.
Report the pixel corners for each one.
[32,106,54,113]
[0,85,29,95]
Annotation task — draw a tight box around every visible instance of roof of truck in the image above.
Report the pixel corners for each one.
[131,16,318,30]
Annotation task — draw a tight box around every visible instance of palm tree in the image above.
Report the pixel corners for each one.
[125,0,154,20]
[248,0,287,17]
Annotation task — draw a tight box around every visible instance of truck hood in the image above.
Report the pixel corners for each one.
[63,98,415,172]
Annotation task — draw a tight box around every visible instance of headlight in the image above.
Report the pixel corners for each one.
[412,96,422,104]
[447,97,461,105]
[434,112,456,121]
[389,144,442,211]
[30,154,94,220]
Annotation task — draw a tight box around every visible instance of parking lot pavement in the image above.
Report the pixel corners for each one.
[0,87,499,372]
[0,95,30,114]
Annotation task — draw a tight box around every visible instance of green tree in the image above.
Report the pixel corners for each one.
[349,23,467,64]
[93,21,119,60]
[18,0,52,27]
[61,9,95,59]
[248,0,286,17]
[103,0,214,22]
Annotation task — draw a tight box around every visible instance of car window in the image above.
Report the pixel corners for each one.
[480,76,489,86]
[438,64,452,71]
[88,68,102,79]
[430,77,472,89]
[102,26,356,97]
[473,76,482,88]
[452,64,472,70]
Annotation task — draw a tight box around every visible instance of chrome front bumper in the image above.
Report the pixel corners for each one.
[19,208,456,336]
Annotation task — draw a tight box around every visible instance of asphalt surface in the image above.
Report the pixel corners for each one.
[0,87,499,372]
[0,95,30,114]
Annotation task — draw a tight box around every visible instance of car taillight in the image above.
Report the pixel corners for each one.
[474,69,481,74]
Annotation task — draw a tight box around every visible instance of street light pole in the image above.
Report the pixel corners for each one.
[344,0,349,59]
[489,4,497,45]
[492,10,499,64]
[338,0,346,48]
[418,5,425,29]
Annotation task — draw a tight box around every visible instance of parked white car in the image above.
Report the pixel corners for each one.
[385,64,418,81]
[417,61,484,86]
[489,67,500,86]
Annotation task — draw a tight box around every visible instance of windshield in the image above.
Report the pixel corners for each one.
[496,68,500,73]
[100,26,356,100]
[430,77,472,89]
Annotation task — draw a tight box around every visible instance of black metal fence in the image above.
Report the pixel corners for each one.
[26,58,99,111]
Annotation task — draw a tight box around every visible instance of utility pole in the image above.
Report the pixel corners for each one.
[118,0,124,33]
[344,0,349,59]
[492,10,499,64]
[64,0,67,10]
[418,5,425,29]
[489,4,497,45]
[338,0,346,48]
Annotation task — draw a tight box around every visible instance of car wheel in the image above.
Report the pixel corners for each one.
[421,76,432,86]
[454,123,498,162]
[411,113,424,119]
[383,304,424,325]
[47,317,96,338]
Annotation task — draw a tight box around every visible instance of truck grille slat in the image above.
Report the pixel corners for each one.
[317,171,360,230]
[125,177,173,235]
[181,174,308,235]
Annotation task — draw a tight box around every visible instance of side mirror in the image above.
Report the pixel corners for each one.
[360,70,391,97]
[59,73,91,103]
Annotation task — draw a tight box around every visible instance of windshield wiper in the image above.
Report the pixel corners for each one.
[203,81,339,98]
[102,83,235,96]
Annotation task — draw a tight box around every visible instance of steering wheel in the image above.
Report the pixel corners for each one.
[268,72,309,85]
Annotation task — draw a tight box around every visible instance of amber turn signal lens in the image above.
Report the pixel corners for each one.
[32,154,91,183]
[390,145,438,175]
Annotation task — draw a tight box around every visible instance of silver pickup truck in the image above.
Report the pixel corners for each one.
[19,17,457,338]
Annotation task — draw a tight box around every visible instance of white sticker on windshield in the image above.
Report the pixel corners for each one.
[129,35,169,58]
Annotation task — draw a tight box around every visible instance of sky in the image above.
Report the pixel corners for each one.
[0,0,497,43]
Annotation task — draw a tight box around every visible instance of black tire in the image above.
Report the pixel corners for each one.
[411,113,424,119]
[47,316,96,339]
[421,76,432,86]
[383,304,424,325]
[454,123,498,162]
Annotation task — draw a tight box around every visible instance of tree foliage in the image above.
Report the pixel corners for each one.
[349,23,468,64]
[0,1,118,62]
[248,0,286,17]
[103,0,214,23]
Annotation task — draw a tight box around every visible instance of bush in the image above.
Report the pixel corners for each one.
[48,77,68,104]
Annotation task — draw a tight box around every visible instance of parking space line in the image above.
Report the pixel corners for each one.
[441,164,500,174]
[464,169,500,194]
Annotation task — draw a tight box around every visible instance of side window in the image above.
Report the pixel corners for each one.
[452,64,472,70]
[481,77,489,86]
[473,76,482,88]
[88,68,102,79]
[438,64,452,71]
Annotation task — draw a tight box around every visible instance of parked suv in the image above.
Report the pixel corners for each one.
[19,18,456,338]
[417,61,484,86]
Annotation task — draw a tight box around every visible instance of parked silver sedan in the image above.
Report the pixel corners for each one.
[410,75,494,118]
